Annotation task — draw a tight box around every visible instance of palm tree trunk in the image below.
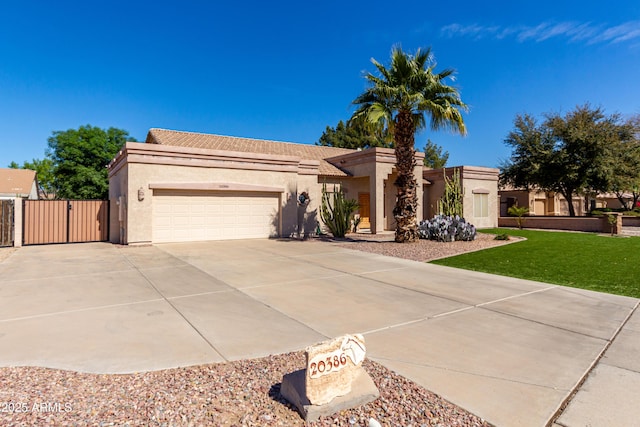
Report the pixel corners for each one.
[393,110,419,242]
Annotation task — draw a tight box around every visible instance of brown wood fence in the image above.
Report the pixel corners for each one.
[23,200,109,245]
[0,199,14,247]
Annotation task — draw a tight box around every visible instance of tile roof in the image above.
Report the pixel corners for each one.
[0,168,37,197]
[146,128,355,176]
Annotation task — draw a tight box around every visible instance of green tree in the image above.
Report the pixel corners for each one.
[499,114,555,191]
[501,105,635,216]
[352,46,467,242]
[317,118,392,149]
[606,115,640,209]
[47,125,135,199]
[9,158,56,198]
[423,139,449,168]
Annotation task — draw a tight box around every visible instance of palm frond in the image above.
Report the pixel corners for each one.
[352,45,467,138]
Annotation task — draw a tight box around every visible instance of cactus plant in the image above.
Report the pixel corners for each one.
[320,183,359,238]
[438,168,463,217]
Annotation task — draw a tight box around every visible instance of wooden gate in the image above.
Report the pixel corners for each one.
[23,200,109,245]
[0,199,14,247]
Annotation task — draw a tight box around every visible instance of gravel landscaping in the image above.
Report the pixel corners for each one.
[330,230,516,262]
[0,353,489,427]
[0,235,508,426]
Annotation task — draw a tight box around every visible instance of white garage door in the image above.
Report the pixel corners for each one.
[152,190,280,243]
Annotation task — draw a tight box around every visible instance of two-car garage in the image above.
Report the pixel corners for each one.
[151,189,281,243]
[108,136,323,246]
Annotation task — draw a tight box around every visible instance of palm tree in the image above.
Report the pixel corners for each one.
[352,46,467,242]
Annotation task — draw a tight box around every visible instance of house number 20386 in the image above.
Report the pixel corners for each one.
[308,352,349,378]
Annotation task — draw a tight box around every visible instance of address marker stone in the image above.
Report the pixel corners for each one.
[280,334,380,421]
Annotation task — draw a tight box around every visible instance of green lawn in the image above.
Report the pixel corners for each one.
[430,228,640,298]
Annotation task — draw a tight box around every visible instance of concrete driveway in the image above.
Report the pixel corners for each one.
[0,240,638,426]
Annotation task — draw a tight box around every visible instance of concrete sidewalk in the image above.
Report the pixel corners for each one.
[0,240,637,426]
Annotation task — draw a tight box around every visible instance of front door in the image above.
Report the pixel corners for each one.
[358,193,371,229]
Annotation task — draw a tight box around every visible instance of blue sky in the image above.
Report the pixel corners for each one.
[1,1,638,169]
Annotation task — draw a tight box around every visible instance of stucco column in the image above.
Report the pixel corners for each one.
[370,174,385,234]
[13,197,22,248]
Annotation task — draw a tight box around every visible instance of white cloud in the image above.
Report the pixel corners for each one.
[439,21,640,46]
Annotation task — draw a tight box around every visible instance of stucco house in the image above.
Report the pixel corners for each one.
[499,186,635,217]
[0,168,39,200]
[108,129,499,245]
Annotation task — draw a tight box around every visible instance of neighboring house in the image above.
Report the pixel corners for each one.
[108,128,499,244]
[0,168,39,200]
[499,187,635,217]
[499,187,583,216]
[593,192,636,211]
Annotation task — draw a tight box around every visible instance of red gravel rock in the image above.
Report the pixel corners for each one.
[0,353,490,426]
[332,231,515,262]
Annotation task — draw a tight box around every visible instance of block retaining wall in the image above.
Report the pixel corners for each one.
[498,215,623,234]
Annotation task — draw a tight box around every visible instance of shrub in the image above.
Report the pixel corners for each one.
[418,215,476,242]
[320,183,358,238]
[494,233,510,240]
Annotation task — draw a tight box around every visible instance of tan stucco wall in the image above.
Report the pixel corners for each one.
[462,177,498,228]
[111,143,507,242]
[499,216,615,233]
[339,177,369,201]
[108,143,321,244]
[424,166,499,229]
[329,148,424,234]
[339,176,369,223]
[384,171,398,231]
[423,174,445,220]
[292,173,321,238]
[108,163,128,243]
[11,197,22,247]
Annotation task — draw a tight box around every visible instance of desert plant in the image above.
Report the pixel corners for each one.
[418,215,476,242]
[507,203,529,229]
[320,183,359,238]
[438,168,463,217]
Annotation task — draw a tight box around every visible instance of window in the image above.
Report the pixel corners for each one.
[474,193,489,217]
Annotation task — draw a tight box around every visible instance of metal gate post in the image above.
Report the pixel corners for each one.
[67,200,71,243]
